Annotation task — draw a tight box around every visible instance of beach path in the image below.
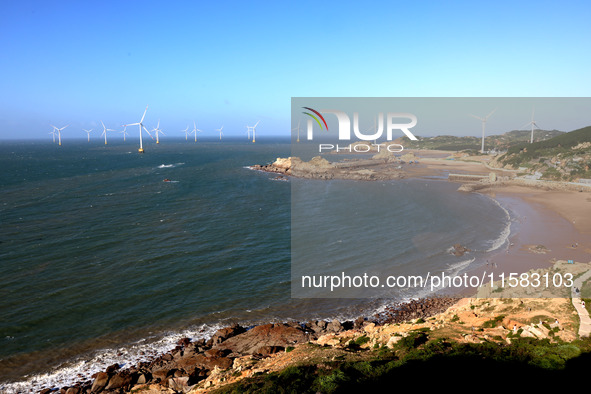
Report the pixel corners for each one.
[571,269,591,338]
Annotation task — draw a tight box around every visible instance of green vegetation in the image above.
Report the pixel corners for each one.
[398,129,563,152]
[497,126,591,180]
[214,336,591,393]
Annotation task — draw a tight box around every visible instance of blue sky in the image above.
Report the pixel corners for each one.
[1,0,590,140]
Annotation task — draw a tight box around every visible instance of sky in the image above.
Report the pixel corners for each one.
[0,0,590,140]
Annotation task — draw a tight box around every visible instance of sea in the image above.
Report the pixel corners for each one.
[0,138,511,392]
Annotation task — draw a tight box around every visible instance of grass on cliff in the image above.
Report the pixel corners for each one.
[213,335,591,393]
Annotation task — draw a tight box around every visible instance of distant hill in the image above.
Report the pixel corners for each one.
[496,125,591,181]
[398,129,564,152]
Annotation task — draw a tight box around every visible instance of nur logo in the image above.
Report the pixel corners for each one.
[301,107,418,142]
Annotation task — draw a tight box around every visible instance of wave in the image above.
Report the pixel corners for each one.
[157,162,184,169]
[483,196,512,252]
[0,324,225,393]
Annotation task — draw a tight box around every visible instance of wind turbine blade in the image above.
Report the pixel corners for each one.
[486,108,497,119]
[520,121,531,130]
[140,105,148,123]
[142,125,153,138]
[254,120,260,128]
[469,114,484,121]
[532,122,540,129]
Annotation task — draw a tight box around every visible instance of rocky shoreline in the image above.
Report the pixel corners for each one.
[249,154,421,181]
[36,297,458,393]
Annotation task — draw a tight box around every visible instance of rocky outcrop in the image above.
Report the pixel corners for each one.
[251,156,407,181]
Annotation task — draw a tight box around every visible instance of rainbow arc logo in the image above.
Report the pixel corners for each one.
[302,107,328,131]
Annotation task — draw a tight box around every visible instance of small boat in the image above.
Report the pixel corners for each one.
[163,178,171,182]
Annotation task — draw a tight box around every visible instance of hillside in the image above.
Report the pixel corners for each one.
[494,125,591,181]
[398,129,564,152]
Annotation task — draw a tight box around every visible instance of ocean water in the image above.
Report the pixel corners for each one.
[0,139,510,391]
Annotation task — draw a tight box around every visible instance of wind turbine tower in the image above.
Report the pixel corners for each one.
[247,121,260,143]
[51,124,69,146]
[152,120,164,144]
[100,121,114,145]
[191,121,202,142]
[470,109,496,154]
[124,105,151,153]
[83,128,93,142]
[216,125,224,140]
[521,107,541,144]
[120,125,129,141]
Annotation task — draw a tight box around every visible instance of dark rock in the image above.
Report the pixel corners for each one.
[65,387,81,394]
[105,363,120,374]
[90,372,109,393]
[105,371,133,390]
[211,323,246,345]
[177,337,191,347]
[215,323,308,355]
[256,345,285,356]
[326,319,343,333]
[188,368,208,385]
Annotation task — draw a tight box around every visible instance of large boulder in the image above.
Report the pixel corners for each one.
[215,323,308,355]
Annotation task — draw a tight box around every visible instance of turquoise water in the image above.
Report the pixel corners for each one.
[0,139,509,390]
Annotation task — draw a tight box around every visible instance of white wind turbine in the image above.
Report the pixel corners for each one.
[216,125,224,140]
[152,120,164,144]
[100,121,114,145]
[469,109,496,154]
[292,120,301,143]
[49,127,57,143]
[246,125,250,140]
[191,121,202,142]
[120,125,129,141]
[182,126,190,141]
[51,124,69,146]
[246,121,260,143]
[124,105,151,153]
[83,128,93,142]
[520,107,541,144]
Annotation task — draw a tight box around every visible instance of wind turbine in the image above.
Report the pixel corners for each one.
[292,120,301,143]
[51,124,68,146]
[182,126,190,141]
[124,105,151,153]
[120,125,129,141]
[191,121,202,142]
[216,125,224,140]
[520,107,541,144]
[246,121,260,143]
[49,128,57,143]
[246,125,250,140]
[469,109,496,154]
[100,121,114,145]
[83,128,93,142]
[152,120,164,144]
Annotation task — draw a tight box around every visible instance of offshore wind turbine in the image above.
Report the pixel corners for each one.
[182,126,190,141]
[120,125,129,141]
[246,125,250,140]
[191,121,202,142]
[246,121,260,143]
[216,125,224,140]
[469,109,496,154]
[100,121,114,145]
[83,128,93,142]
[49,128,57,143]
[520,107,541,144]
[152,120,164,144]
[51,124,68,146]
[292,120,301,143]
[124,105,151,153]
